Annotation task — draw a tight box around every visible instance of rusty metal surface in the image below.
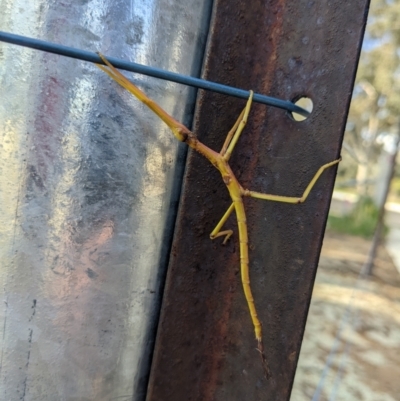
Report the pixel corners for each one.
[147,1,370,400]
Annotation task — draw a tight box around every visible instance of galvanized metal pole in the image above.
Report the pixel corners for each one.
[146,1,370,400]
[0,1,212,400]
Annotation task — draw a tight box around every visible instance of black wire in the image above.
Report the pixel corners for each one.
[0,31,310,117]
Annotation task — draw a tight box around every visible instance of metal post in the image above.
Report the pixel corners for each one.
[0,1,212,400]
[147,1,370,400]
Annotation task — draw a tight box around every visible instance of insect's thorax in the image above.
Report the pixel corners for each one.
[214,158,242,202]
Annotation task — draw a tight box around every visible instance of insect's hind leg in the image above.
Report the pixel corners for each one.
[220,91,254,160]
[210,203,235,244]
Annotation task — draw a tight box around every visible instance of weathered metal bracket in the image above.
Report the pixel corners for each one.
[146,1,370,400]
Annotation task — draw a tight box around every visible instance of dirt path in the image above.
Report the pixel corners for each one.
[291,231,400,401]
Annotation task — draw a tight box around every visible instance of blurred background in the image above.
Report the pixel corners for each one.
[291,1,400,400]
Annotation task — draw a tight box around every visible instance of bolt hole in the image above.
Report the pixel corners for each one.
[291,97,313,121]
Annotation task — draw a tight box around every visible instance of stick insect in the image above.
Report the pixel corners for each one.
[97,54,341,379]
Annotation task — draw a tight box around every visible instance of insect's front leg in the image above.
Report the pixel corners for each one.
[97,53,192,143]
[220,91,254,160]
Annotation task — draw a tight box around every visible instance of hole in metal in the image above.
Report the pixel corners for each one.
[291,97,313,121]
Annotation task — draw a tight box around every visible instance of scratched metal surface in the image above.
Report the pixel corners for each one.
[0,1,212,400]
[146,1,370,400]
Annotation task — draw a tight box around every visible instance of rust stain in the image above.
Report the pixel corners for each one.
[201,249,238,401]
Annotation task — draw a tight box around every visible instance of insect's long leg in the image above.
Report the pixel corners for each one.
[209,202,235,244]
[97,53,192,143]
[220,109,245,155]
[243,158,341,203]
[222,91,254,161]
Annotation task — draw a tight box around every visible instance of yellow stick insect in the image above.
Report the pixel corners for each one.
[97,54,340,379]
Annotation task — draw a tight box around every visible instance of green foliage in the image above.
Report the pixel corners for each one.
[327,196,387,239]
[358,0,400,123]
[391,176,400,200]
[339,0,400,192]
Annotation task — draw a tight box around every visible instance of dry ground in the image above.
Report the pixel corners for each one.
[291,231,400,401]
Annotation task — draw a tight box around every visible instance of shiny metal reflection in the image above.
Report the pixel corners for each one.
[0,1,212,399]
